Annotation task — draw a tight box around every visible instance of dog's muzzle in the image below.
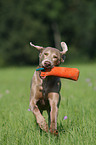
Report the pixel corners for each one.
[42,59,53,68]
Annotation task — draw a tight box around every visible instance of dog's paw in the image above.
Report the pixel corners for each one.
[49,128,58,136]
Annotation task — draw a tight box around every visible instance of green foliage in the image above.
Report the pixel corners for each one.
[0,0,96,66]
[0,64,96,144]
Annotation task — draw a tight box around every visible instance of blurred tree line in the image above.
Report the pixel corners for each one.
[0,0,96,66]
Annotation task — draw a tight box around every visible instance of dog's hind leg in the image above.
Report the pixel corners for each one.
[47,109,51,128]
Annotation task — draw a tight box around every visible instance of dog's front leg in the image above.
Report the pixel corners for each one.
[48,92,59,135]
[30,98,48,132]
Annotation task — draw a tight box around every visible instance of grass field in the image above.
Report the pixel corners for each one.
[0,63,96,145]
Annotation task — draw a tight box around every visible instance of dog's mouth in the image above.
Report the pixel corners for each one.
[39,60,54,79]
[40,75,46,79]
[40,67,52,80]
[40,62,53,79]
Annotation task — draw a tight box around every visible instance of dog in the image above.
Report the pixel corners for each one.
[29,42,68,135]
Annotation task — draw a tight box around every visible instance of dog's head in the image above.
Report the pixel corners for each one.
[30,42,68,69]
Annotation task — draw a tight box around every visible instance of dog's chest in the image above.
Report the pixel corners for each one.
[41,77,60,96]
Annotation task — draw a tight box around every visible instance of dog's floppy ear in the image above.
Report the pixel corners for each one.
[30,42,44,52]
[60,42,68,54]
[60,42,68,62]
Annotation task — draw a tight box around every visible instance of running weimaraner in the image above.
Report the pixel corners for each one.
[29,42,68,135]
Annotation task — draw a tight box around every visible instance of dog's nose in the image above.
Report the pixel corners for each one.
[44,61,51,67]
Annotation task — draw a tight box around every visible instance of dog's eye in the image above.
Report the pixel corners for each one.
[53,55,58,59]
[44,53,48,56]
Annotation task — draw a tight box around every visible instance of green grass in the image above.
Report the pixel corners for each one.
[0,63,96,145]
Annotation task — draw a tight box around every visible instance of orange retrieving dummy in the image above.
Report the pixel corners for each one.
[39,67,79,81]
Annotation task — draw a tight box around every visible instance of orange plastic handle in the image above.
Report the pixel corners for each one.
[40,67,79,81]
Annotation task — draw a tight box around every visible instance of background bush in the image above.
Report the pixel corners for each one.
[0,0,96,66]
